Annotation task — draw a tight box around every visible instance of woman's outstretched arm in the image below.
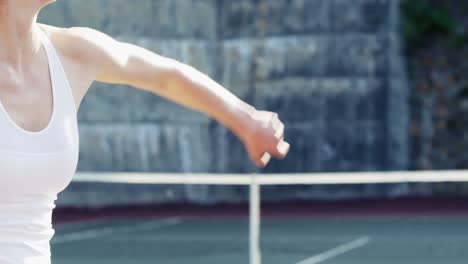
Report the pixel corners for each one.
[55,26,290,167]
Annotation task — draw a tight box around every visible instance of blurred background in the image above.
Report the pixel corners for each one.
[38,0,468,264]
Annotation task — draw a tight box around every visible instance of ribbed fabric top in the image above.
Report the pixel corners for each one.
[0,26,79,264]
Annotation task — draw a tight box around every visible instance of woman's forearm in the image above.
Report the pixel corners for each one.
[127,54,288,167]
[153,61,256,141]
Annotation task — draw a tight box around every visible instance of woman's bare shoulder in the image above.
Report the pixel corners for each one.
[37,23,106,63]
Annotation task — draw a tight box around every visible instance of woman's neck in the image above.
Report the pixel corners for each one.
[0,3,42,71]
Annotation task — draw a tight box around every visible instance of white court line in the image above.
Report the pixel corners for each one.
[55,218,116,230]
[295,236,371,264]
[52,217,182,244]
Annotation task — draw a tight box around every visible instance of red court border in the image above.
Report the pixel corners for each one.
[53,196,468,226]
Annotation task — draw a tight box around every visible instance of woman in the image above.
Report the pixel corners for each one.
[0,0,289,263]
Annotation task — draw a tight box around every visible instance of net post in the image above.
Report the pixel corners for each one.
[249,173,261,264]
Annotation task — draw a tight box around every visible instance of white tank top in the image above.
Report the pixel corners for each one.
[0,27,79,264]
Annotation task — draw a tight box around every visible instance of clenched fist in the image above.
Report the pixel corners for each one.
[241,110,290,168]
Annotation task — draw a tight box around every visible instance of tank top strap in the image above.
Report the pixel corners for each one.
[36,26,77,115]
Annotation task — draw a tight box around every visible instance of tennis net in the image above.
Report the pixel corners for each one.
[53,170,468,264]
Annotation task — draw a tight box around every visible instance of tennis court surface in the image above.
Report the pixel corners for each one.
[52,213,468,264]
[51,172,468,264]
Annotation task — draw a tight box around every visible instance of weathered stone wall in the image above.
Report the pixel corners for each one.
[39,0,408,173]
[39,0,410,205]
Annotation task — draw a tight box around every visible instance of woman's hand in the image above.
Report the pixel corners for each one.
[241,110,290,168]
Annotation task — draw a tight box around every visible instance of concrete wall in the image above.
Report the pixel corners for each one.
[39,0,408,173]
[38,0,410,205]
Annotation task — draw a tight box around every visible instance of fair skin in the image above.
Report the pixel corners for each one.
[0,0,290,167]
